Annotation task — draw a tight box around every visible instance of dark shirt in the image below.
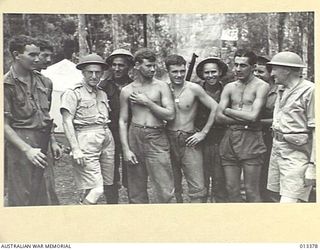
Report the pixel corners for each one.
[4,66,53,129]
[196,81,225,143]
[98,75,133,142]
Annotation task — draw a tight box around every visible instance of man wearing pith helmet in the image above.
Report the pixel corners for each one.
[267,51,315,203]
[195,57,229,203]
[98,48,134,204]
[60,53,115,205]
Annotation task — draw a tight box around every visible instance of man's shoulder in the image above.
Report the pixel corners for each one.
[34,71,54,88]
[252,76,269,87]
[186,81,203,92]
[153,78,169,88]
[63,83,83,94]
[302,79,314,89]
[3,70,14,85]
[120,83,133,95]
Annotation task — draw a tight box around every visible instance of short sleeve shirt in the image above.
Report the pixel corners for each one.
[60,82,110,128]
[4,66,53,129]
[272,79,314,133]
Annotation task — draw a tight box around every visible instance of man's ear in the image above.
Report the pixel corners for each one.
[134,61,140,70]
[12,51,20,60]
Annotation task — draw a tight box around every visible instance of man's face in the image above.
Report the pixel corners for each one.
[254,64,271,83]
[111,56,130,80]
[168,64,186,86]
[82,64,104,87]
[38,49,53,70]
[137,59,156,80]
[202,62,221,85]
[234,56,253,82]
[271,65,290,86]
[15,44,40,71]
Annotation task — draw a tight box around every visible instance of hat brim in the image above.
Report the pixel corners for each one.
[106,54,134,66]
[76,61,109,70]
[266,61,306,68]
[196,58,228,80]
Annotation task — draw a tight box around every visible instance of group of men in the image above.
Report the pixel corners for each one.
[4,34,315,206]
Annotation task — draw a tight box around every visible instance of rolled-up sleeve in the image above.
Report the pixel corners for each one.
[306,86,315,128]
[4,85,13,122]
[60,89,77,116]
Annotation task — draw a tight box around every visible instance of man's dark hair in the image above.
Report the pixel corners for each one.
[234,49,257,66]
[164,54,186,71]
[256,56,271,73]
[36,38,54,52]
[134,48,156,64]
[8,35,36,56]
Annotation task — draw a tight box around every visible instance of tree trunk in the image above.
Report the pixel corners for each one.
[277,12,287,52]
[111,14,120,50]
[78,14,88,57]
[142,14,148,47]
[307,12,314,81]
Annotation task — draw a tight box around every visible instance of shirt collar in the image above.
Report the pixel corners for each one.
[9,66,32,85]
[82,80,97,93]
[268,83,278,94]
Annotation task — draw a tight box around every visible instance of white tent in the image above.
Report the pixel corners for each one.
[42,59,84,133]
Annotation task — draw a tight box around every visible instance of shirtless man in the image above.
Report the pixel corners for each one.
[165,54,218,203]
[216,49,269,202]
[119,48,175,204]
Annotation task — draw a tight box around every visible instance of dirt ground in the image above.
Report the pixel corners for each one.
[53,134,191,205]
[4,134,316,205]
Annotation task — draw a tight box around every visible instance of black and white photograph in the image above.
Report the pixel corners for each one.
[1,0,319,244]
[3,12,316,207]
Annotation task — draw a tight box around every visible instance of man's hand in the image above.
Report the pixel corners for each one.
[51,141,63,160]
[72,148,85,167]
[123,150,139,165]
[25,148,48,169]
[305,178,316,187]
[185,132,206,147]
[305,162,316,187]
[129,92,150,106]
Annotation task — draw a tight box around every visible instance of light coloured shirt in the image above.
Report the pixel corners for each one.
[60,82,110,128]
[272,79,314,133]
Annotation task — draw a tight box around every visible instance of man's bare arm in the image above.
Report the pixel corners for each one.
[119,88,138,165]
[61,109,85,167]
[224,83,269,122]
[215,84,243,125]
[4,118,47,169]
[130,81,175,121]
[185,85,218,146]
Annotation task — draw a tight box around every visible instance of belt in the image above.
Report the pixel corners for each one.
[75,124,109,131]
[272,130,285,141]
[271,130,310,142]
[227,124,262,131]
[13,126,51,133]
[131,122,165,129]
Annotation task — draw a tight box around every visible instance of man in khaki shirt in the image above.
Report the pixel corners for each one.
[60,54,114,205]
[267,51,315,203]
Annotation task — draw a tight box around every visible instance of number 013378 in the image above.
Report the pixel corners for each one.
[300,244,319,248]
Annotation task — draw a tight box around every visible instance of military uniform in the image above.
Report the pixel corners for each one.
[260,83,278,202]
[60,82,115,192]
[267,79,315,201]
[196,81,228,202]
[4,67,53,206]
